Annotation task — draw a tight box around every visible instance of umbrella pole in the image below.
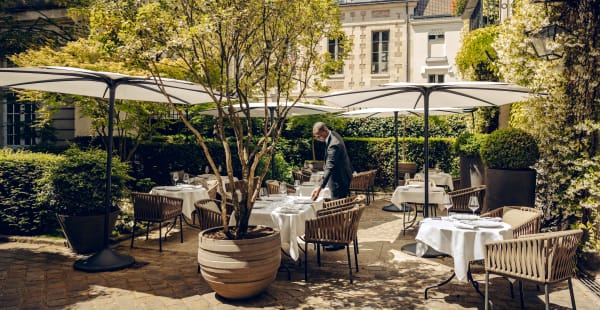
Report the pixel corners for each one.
[382,112,412,213]
[423,88,430,217]
[74,83,135,272]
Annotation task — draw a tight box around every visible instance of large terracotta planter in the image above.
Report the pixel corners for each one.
[198,226,281,300]
[56,209,120,254]
[484,168,536,212]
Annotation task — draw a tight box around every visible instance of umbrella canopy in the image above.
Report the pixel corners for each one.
[198,101,343,117]
[0,66,213,271]
[321,82,540,215]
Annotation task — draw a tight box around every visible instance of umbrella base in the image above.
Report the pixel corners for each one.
[73,248,135,272]
[401,242,447,258]
[382,204,412,212]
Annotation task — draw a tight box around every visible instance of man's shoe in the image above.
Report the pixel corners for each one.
[323,244,345,251]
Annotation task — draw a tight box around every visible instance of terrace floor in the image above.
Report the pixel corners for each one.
[1,196,599,309]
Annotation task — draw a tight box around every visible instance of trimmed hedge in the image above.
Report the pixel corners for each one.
[0,149,62,235]
[480,128,539,169]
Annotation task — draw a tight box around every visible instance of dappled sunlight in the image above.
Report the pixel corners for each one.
[357,217,404,243]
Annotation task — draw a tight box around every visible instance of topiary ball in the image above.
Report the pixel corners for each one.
[479,128,539,169]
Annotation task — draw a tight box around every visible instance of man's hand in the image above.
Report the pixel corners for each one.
[311,187,321,201]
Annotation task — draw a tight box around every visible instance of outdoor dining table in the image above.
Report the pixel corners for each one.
[150,185,209,220]
[414,171,454,190]
[231,194,324,261]
[416,216,513,298]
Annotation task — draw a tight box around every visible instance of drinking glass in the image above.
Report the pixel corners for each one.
[260,187,268,199]
[205,166,210,174]
[172,173,179,186]
[442,193,453,216]
[294,180,301,196]
[468,195,480,216]
[279,182,287,196]
[183,173,190,185]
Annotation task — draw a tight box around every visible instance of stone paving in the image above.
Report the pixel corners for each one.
[1,197,598,309]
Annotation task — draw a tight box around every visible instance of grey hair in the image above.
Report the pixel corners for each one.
[313,122,328,132]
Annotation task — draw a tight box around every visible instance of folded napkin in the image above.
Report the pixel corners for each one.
[453,221,477,229]
[480,217,502,222]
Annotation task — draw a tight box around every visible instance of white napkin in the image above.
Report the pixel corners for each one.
[453,221,477,229]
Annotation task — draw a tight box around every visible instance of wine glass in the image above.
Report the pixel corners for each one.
[205,166,210,174]
[442,193,453,216]
[468,195,480,216]
[294,180,301,196]
[260,187,269,199]
[183,173,190,185]
[172,173,179,186]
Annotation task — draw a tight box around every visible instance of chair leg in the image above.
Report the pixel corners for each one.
[197,263,200,273]
[544,283,550,310]
[304,243,309,281]
[158,222,162,252]
[145,222,150,240]
[484,272,490,310]
[568,278,577,310]
[519,280,525,309]
[317,242,321,266]
[346,245,353,284]
[130,220,136,248]
[353,240,359,272]
[179,215,184,243]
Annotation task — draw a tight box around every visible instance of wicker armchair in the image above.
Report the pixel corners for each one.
[265,180,295,195]
[130,192,184,252]
[349,171,372,204]
[480,206,543,238]
[318,195,366,216]
[447,185,486,214]
[292,170,311,183]
[303,204,366,283]
[484,229,583,310]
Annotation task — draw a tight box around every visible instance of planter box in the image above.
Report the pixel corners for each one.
[56,210,120,254]
[484,168,536,212]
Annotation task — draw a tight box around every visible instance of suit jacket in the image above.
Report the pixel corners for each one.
[320,130,353,199]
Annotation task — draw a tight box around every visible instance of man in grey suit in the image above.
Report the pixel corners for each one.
[311,122,353,201]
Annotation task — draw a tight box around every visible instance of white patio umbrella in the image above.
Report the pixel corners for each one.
[342,107,470,212]
[321,82,539,216]
[0,66,214,272]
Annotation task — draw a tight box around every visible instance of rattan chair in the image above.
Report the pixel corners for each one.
[318,195,366,216]
[303,204,366,283]
[292,170,311,183]
[447,185,486,214]
[484,229,583,310]
[480,206,543,238]
[349,171,372,204]
[130,192,184,252]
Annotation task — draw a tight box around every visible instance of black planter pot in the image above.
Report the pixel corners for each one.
[484,168,536,212]
[459,155,484,188]
[56,209,120,254]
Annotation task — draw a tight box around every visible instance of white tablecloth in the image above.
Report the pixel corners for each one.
[414,172,454,190]
[309,171,325,184]
[415,218,512,281]
[391,185,447,211]
[151,185,209,219]
[296,185,331,198]
[231,195,324,261]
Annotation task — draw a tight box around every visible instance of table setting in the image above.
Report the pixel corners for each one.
[150,184,210,220]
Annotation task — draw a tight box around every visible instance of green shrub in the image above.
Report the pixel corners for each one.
[0,149,62,235]
[50,147,131,216]
[454,132,487,157]
[479,128,539,169]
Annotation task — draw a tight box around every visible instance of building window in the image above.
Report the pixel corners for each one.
[428,33,445,58]
[371,30,389,74]
[4,92,37,146]
[428,74,445,83]
[327,38,344,74]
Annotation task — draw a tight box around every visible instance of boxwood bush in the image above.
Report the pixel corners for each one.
[0,149,62,235]
[479,128,539,169]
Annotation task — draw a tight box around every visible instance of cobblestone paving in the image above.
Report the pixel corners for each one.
[1,197,598,309]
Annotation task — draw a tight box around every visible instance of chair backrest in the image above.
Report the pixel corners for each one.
[193,199,232,230]
[452,177,461,190]
[448,185,486,213]
[367,169,377,187]
[206,183,218,200]
[132,192,183,222]
[323,196,356,209]
[305,204,366,243]
[292,170,311,182]
[500,206,543,238]
[349,171,370,190]
[265,180,280,195]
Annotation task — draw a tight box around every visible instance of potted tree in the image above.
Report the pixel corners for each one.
[479,128,539,212]
[454,132,486,188]
[104,0,346,299]
[52,147,130,254]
